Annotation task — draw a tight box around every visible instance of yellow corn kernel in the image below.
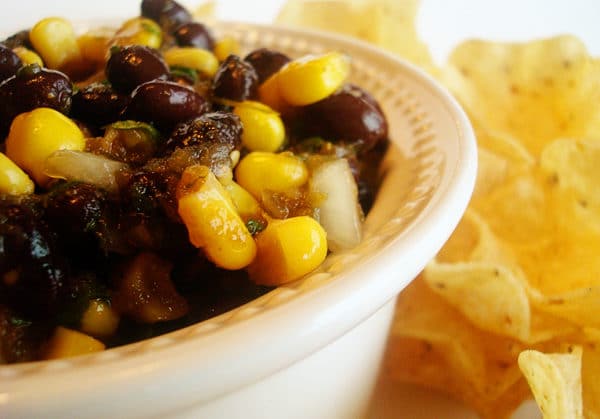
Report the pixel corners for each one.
[164,47,219,77]
[0,152,35,195]
[213,36,240,62]
[178,165,257,270]
[233,101,285,152]
[248,216,328,285]
[29,17,82,71]
[80,299,120,338]
[111,17,162,49]
[277,52,350,106]
[43,326,105,360]
[12,46,43,66]
[235,151,308,200]
[5,108,85,186]
[78,29,113,64]
[230,149,241,167]
[220,177,264,221]
[257,73,290,114]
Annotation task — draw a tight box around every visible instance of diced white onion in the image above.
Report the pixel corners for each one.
[310,158,363,252]
[44,150,127,193]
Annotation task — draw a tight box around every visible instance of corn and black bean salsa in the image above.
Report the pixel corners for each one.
[0,0,388,363]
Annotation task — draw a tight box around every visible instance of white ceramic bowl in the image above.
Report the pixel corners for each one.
[0,21,477,419]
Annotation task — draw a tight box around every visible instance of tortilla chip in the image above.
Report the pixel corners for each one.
[518,347,583,419]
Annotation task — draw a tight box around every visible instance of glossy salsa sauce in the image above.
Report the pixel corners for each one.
[0,0,389,363]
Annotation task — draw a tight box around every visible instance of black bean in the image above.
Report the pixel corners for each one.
[173,22,214,50]
[165,111,242,152]
[0,44,23,82]
[244,48,290,84]
[71,82,130,126]
[212,55,259,101]
[0,305,51,363]
[303,83,388,152]
[141,0,192,33]
[1,30,33,50]
[106,45,169,94]
[45,182,109,237]
[122,171,170,214]
[0,196,69,319]
[45,182,112,269]
[127,80,209,131]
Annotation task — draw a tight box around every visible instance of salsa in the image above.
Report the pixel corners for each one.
[0,0,389,363]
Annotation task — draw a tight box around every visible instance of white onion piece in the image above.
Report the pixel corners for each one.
[310,158,363,252]
[44,150,127,193]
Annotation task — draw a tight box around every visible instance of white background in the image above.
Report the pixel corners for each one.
[4,0,600,65]
[216,0,600,64]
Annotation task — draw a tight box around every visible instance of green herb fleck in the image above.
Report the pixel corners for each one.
[9,316,32,328]
[246,219,265,235]
[141,21,162,36]
[109,45,122,56]
[107,120,160,140]
[170,65,198,84]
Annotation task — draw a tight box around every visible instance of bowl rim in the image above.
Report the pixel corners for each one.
[0,20,477,416]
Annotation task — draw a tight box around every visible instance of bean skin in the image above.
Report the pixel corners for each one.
[173,22,215,50]
[0,44,23,82]
[303,83,388,152]
[106,45,170,94]
[0,196,69,319]
[71,82,130,126]
[127,80,209,131]
[165,111,242,152]
[244,48,290,85]
[141,0,192,33]
[212,55,259,101]
[1,30,33,50]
